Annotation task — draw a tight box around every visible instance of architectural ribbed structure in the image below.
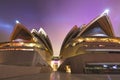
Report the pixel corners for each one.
[0,23,53,78]
[58,13,120,74]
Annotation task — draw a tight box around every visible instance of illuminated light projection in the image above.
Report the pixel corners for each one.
[101,9,110,16]
[0,21,13,35]
[58,10,120,74]
[15,20,20,24]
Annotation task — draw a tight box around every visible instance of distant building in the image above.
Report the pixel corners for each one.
[58,13,120,74]
[51,56,61,71]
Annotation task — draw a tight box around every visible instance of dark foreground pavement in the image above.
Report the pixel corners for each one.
[1,71,120,80]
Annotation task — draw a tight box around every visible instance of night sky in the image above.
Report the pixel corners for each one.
[0,0,120,55]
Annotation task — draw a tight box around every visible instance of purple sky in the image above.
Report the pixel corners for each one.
[0,0,120,55]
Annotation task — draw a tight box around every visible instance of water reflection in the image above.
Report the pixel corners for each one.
[50,72,76,80]
[50,72,60,80]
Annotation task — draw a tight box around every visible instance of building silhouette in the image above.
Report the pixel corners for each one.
[58,13,120,74]
[1,10,120,77]
[0,23,53,78]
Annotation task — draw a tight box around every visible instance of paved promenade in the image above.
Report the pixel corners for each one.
[2,71,120,80]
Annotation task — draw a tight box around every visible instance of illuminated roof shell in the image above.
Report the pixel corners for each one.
[38,28,53,54]
[78,14,115,37]
[10,23,33,42]
[60,25,81,54]
[31,28,53,55]
[60,14,117,59]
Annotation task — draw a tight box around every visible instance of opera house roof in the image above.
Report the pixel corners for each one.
[58,11,120,74]
[10,23,33,42]
[0,22,53,63]
[31,28,53,55]
[78,14,115,37]
[8,23,53,55]
[0,23,53,77]
[60,13,120,59]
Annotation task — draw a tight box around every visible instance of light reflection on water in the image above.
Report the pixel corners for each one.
[50,72,75,80]
[50,72,60,80]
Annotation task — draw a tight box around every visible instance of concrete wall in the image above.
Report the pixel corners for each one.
[0,50,52,79]
[0,65,52,79]
[0,50,34,66]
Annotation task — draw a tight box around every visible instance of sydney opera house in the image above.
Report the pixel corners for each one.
[58,13,120,74]
[0,22,53,78]
[1,10,120,78]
